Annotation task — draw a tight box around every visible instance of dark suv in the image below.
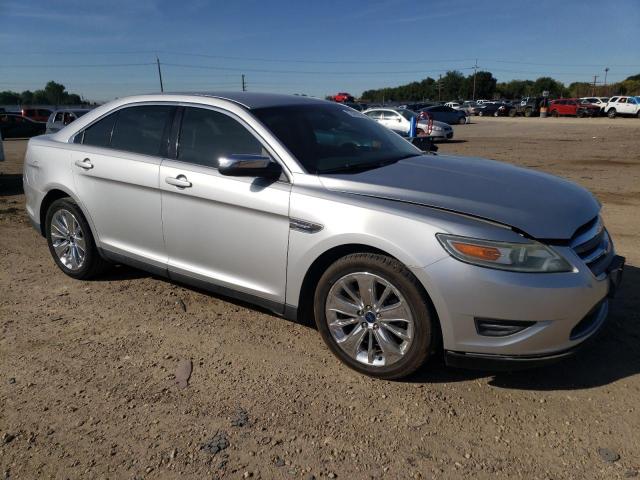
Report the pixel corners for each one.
[508,97,544,117]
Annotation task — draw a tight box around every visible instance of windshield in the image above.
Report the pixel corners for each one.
[252,104,421,174]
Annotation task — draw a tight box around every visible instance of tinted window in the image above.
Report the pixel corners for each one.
[82,112,117,147]
[54,112,64,122]
[619,98,627,103]
[178,107,263,168]
[365,110,383,119]
[110,105,174,156]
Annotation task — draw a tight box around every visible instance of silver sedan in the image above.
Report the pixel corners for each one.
[24,93,624,379]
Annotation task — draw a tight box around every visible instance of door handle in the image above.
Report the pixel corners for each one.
[74,158,93,170]
[165,175,192,188]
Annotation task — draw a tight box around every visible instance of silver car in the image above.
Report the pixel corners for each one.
[24,93,625,379]
[362,108,454,140]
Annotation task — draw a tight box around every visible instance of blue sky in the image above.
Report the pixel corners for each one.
[1,0,639,101]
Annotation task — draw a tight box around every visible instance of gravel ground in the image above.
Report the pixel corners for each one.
[1,116,639,479]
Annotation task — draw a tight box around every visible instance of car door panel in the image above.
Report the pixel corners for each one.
[159,106,291,306]
[160,160,291,303]
[71,147,166,267]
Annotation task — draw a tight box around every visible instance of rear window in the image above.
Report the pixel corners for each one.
[110,105,175,156]
[81,112,117,147]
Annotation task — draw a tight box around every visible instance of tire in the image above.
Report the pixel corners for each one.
[608,108,616,118]
[524,108,533,117]
[552,110,559,118]
[313,253,435,379]
[458,116,467,124]
[508,108,516,117]
[478,111,484,117]
[493,111,499,117]
[45,197,108,279]
[576,111,584,118]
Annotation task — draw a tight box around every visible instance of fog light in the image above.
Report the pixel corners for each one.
[475,318,536,337]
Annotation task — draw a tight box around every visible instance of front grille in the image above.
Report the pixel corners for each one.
[570,217,612,276]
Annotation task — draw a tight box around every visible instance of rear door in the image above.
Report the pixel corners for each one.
[159,106,291,307]
[71,104,175,271]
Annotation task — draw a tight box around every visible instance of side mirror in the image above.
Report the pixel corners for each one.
[218,154,282,178]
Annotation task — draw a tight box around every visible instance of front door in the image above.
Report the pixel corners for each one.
[160,106,291,309]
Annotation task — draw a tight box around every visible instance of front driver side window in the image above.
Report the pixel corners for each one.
[177,107,264,168]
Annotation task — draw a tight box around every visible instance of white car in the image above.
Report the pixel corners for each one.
[604,96,640,118]
[363,108,454,141]
[580,97,608,113]
[444,102,462,110]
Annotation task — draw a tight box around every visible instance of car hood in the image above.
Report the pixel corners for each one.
[318,154,599,239]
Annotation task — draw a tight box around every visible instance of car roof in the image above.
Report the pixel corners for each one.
[165,91,328,109]
[52,108,91,113]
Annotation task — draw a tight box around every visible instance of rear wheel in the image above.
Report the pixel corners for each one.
[478,111,484,117]
[508,108,516,117]
[458,116,467,124]
[524,108,533,117]
[608,108,617,118]
[493,111,499,117]
[45,197,108,279]
[552,110,559,118]
[314,253,435,379]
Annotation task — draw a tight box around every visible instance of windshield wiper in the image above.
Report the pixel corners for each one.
[319,154,420,174]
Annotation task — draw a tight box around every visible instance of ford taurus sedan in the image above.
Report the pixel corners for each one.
[24,92,624,379]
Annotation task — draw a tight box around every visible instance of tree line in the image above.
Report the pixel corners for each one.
[0,81,87,106]
[360,71,640,102]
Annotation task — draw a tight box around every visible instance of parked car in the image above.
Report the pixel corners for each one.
[46,108,91,133]
[461,101,482,115]
[508,97,544,117]
[24,92,624,379]
[21,107,53,123]
[477,102,510,117]
[549,99,600,117]
[0,113,46,138]
[418,105,468,125]
[333,92,355,103]
[604,96,640,118]
[363,108,454,140]
[444,102,462,110]
[580,97,608,113]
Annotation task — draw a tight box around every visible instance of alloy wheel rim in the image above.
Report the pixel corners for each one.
[325,272,415,367]
[50,209,86,271]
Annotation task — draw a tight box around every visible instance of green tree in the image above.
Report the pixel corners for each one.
[533,77,567,97]
[20,90,34,104]
[44,81,67,105]
[0,90,21,104]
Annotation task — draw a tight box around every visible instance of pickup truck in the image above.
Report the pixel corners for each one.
[508,97,545,117]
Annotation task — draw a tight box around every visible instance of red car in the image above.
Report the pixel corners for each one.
[21,108,52,122]
[333,92,355,103]
[548,99,599,118]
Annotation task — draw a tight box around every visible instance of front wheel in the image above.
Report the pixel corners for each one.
[524,108,533,117]
[508,108,516,117]
[314,253,435,379]
[45,197,108,279]
[458,116,467,124]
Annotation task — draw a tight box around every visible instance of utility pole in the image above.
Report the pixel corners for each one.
[156,56,164,93]
[592,75,599,96]
[438,74,442,101]
[604,67,609,95]
[472,58,478,101]
[242,74,246,92]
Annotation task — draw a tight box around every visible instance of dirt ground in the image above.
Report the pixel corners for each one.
[1,116,639,480]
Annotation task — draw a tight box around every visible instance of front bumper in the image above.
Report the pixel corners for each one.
[411,251,625,370]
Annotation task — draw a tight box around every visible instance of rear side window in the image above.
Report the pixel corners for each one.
[82,112,118,147]
[110,105,174,156]
[177,107,263,168]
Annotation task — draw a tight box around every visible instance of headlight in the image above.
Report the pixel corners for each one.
[436,234,573,273]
